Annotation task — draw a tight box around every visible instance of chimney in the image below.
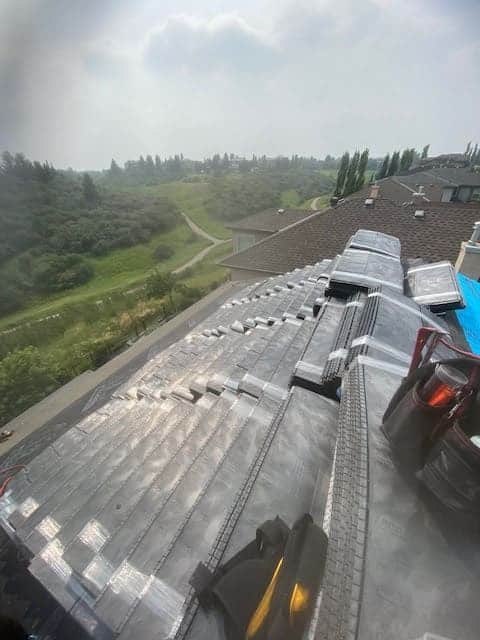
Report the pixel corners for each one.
[369,184,380,199]
[455,221,480,279]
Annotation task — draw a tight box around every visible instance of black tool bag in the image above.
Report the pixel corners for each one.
[190,514,328,640]
[418,422,480,515]
[382,357,480,513]
[382,358,476,471]
[382,362,449,470]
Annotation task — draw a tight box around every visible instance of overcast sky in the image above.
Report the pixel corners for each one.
[0,0,478,169]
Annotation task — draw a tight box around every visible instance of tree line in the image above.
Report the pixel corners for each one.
[104,152,342,185]
[334,149,370,197]
[0,151,181,315]
[465,142,480,166]
[375,145,428,180]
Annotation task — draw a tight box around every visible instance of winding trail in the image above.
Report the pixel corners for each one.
[173,212,228,274]
[1,213,230,335]
[310,196,322,210]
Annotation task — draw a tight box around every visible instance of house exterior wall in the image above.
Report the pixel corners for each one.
[441,187,455,202]
[458,186,472,202]
[455,241,480,280]
[232,230,272,253]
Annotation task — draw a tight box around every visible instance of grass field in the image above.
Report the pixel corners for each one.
[117,180,231,240]
[0,224,210,330]
[280,189,304,207]
[181,241,232,290]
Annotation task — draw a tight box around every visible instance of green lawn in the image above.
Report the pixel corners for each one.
[117,180,231,240]
[0,224,209,330]
[280,189,303,207]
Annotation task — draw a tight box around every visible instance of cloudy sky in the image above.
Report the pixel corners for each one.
[0,0,478,169]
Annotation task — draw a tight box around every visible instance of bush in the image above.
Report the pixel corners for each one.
[0,283,24,315]
[32,254,94,293]
[153,244,175,261]
[0,346,59,426]
[145,271,176,300]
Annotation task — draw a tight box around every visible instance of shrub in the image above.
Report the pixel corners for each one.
[0,346,59,426]
[153,244,175,261]
[32,254,94,293]
[145,271,177,301]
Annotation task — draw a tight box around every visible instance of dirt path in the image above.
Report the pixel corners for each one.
[310,196,322,210]
[1,214,230,334]
[173,212,228,274]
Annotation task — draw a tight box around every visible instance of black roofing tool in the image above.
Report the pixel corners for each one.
[190,514,328,640]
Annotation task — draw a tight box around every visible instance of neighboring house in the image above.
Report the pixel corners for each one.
[226,208,314,254]
[355,169,480,204]
[396,168,480,203]
[220,195,480,280]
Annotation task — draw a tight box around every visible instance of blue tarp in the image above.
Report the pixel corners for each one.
[456,273,480,355]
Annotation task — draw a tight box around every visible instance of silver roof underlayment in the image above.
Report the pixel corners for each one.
[1,229,478,640]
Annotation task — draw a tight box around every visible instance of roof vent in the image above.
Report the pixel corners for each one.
[414,210,425,218]
[277,208,285,214]
[413,185,426,197]
[364,198,374,207]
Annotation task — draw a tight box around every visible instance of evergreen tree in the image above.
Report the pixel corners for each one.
[399,148,415,172]
[155,155,162,172]
[387,151,400,176]
[109,159,121,177]
[82,172,99,205]
[355,148,369,191]
[376,154,390,180]
[421,144,430,160]
[344,150,360,196]
[465,141,472,158]
[472,143,479,165]
[334,152,350,196]
[0,151,15,175]
[145,155,155,176]
[221,153,230,170]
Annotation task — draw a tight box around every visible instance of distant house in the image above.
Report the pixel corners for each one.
[226,208,315,254]
[359,168,480,204]
[220,195,480,281]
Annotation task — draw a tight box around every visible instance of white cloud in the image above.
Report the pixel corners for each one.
[144,13,278,73]
[1,0,479,167]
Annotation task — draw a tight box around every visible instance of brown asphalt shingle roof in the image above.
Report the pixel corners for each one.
[220,197,480,274]
[225,208,313,232]
[364,176,443,202]
[358,170,480,204]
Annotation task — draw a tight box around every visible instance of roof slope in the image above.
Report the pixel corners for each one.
[356,169,480,205]
[1,229,478,640]
[225,208,313,232]
[221,196,480,273]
